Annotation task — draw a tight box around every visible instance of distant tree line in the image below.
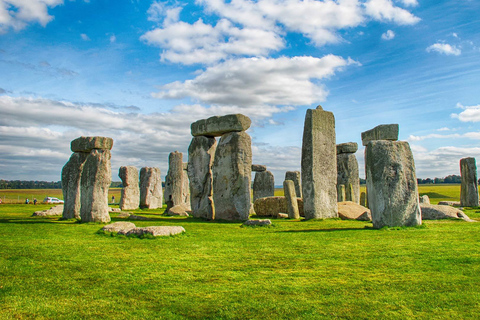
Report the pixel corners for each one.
[0,180,124,189]
[359,175,477,185]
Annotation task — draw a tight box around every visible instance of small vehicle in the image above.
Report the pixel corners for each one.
[43,197,64,204]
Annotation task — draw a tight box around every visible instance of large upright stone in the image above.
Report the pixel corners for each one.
[460,157,479,207]
[285,171,302,198]
[188,136,217,220]
[337,152,360,203]
[191,114,251,137]
[139,167,163,209]
[71,136,113,152]
[212,131,252,221]
[337,184,346,202]
[62,152,88,219]
[118,166,140,210]
[80,149,111,223]
[366,140,421,228]
[301,106,337,219]
[284,180,300,219]
[253,171,275,202]
[361,124,399,146]
[164,152,190,211]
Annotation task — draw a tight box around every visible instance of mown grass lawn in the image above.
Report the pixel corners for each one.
[1,194,480,319]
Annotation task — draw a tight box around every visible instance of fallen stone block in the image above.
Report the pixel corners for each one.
[337,201,371,221]
[243,219,272,226]
[101,222,136,233]
[421,204,474,222]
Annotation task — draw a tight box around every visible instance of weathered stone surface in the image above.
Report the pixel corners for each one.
[191,114,251,137]
[183,162,188,171]
[420,204,474,222]
[212,131,252,221]
[253,171,275,202]
[183,169,190,208]
[460,157,479,207]
[128,214,151,221]
[301,107,337,219]
[254,196,304,217]
[366,140,421,228]
[62,152,87,219]
[124,226,185,237]
[438,201,461,207]
[337,153,360,203]
[101,222,136,233]
[33,205,63,217]
[360,192,367,207]
[337,184,346,202]
[117,212,131,218]
[166,204,191,216]
[361,124,399,146]
[71,136,113,152]
[188,136,216,220]
[108,207,121,212]
[336,142,358,154]
[80,149,111,223]
[285,171,302,198]
[251,164,267,172]
[139,167,163,209]
[118,166,140,210]
[165,152,190,211]
[243,219,272,226]
[283,180,300,219]
[277,213,288,219]
[337,201,371,221]
[419,195,430,204]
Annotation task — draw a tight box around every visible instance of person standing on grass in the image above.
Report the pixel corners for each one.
[34,198,37,205]
[25,198,29,204]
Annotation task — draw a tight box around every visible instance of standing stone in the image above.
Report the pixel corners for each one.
[62,152,87,219]
[284,180,300,219]
[301,106,337,219]
[188,136,217,219]
[253,171,275,202]
[337,184,346,202]
[346,183,354,202]
[182,164,191,208]
[460,157,479,207]
[212,131,252,221]
[419,195,430,204]
[80,149,111,223]
[118,166,140,210]
[360,192,367,208]
[139,167,162,209]
[285,171,302,198]
[337,143,360,204]
[164,152,190,211]
[366,140,421,228]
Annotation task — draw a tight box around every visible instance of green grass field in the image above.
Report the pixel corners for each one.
[1,185,479,319]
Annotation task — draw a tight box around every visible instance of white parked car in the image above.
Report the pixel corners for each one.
[44,197,64,204]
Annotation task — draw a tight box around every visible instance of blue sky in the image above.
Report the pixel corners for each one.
[0,0,479,183]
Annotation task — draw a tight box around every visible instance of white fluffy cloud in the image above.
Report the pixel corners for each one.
[0,0,63,33]
[451,103,480,122]
[381,29,395,40]
[426,42,461,56]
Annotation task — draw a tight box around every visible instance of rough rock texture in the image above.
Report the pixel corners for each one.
[101,222,136,233]
[460,157,479,207]
[438,201,461,207]
[164,152,190,211]
[118,166,140,210]
[128,215,151,221]
[108,207,121,212]
[212,131,252,221]
[123,226,185,237]
[283,180,300,219]
[419,195,430,204]
[80,149,111,223]
[166,204,191,216]
[420,204,474,222]
[337,201,371,221]
[117,212,131,218]
[243,219,272,226]
[188,136,216,220]
[71,136,113,152]
[251,164,267,172]
[33,205,64,217]
[366,140,421,228]
[360,192,367,207]
[361,124,399,146]
[285,171,302,198]
[182,169,190,207]
[336,142,358,154]
[191,114,251,137]
[254,196,304,217]
[62,152,87,219]
[253,171,275,202]
[337,153,360,203]
[337,184,346,202]
[139,167,163,209]
[301,106,337,219]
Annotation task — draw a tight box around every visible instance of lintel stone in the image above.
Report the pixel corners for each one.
[71,136,113,152]
[361,124,399,146]
[191,114,251,137]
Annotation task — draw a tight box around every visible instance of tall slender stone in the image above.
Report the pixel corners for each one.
[253,170,275,202]
[337,143,360,204]
[164,152,190,211]
[188,136,217,219]
[284,180,300,219]
[182,164,191,208]
[80,149,111,223]
[62,152,88,219]
[118,166,140,210]
[212,131,252,221]
[285,171,302,198]
[460,157,479,207]
[139,167,162,209]
[366,140,421,228]
[360,192,367,207]
[301,106,337,219]
[337,184,346,202]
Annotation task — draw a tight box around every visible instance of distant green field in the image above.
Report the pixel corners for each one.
[0,188,122,204]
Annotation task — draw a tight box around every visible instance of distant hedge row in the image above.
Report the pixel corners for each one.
[0,180,123,189]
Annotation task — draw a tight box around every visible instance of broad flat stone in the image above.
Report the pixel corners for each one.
[438,201,461,207]
[337,201,371,221]
[361,124,399,146]
[71,136,113,152]
[62,152,87,219]
[253,171,275,202]
[191,114,251,137]
[166,203,191,216]
[251,164,267,172]
[421,204,474,222]
[336,142,358,154]
[101,222,136,233]
[243,219,272,226]
[285,171,302,198]
[284,180,300,219]
[118,166,140,210]
[125,226,185,237]
[337,153,360,203]
[301,107,337,219]
[366,140,421,228]
[460,157,479,207]
[139,167,163,209]
[33,205,64,217]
